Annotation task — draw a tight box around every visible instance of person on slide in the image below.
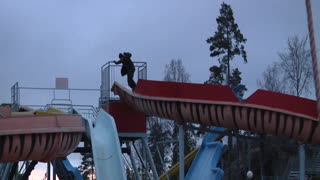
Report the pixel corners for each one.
[114,52,136,91]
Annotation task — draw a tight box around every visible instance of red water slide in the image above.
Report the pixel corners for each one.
[0,106,85,162]
[112,79,320,144]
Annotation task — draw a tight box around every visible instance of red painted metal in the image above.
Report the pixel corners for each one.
[244,89,317,119]
[112,80,319,144]
[135,79,239,103]
[0,114,84,162]
[0,106,11,117]
[102,101,146,133]
[0,115,84,135]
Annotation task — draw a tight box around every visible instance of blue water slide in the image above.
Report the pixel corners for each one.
[185,127,225,180]
[85,109,127,180]
[62,159,83,180]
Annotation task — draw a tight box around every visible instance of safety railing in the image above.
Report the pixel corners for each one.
[100,61,147,106]
[11,82,19,112]
[10,84,100,121]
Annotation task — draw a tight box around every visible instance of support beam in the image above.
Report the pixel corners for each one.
[133,142,153,179]
[8,162,18,180]
[156,143,169,180]
[47,162,51,180]
[142,138,159,180]
[128,142,141,180]
[52,160,56,180]
[0,163,5,176]
[299,144,305,180]
[3,163,13,180]
[248,141,251,171]
[179,125,184,180]
[21,161,38,180]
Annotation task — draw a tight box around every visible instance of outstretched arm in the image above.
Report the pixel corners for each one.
[113,59,123,64]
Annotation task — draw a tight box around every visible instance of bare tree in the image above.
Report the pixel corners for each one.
[257,62,286,93]
[164,59,190,83]
[278,35,312,97]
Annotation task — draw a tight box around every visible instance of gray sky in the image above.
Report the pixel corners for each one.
[1,0,320,104]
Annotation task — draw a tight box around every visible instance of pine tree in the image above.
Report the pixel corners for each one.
[78,151,95,180]
[204,65,225,85]
[206,2,247,85]
[229,68,247,99]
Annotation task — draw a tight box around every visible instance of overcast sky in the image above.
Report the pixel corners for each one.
[1,0,320,104]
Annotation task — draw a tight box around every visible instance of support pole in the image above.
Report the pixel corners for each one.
[156,143,170,180]
[0,163,4,175]
[128,142,141,180]
[299,144,305,180]
[21,161,38,180]
[3,163,12,180]
[179,125,185,180]
[52,160,56,180]
[47,162,51,180]
[26,161,29,180]
[248,141,251,171]
[306,0,320,119]
[133,143,153,179]
[142,138,159,180]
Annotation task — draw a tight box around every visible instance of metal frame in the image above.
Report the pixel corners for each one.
[127,142,141,180]
[185,125,301,147]
[185,124,318,179]
[133,141,153,180]
[186,124,320,151]
[155,140,178,180]
[299,144,305,180]
[11,82,19,111]
[179,125,184,180]
[121,138,160,180]
[10,85,100,120]
[100,61,147,106]
[142,137,159,180]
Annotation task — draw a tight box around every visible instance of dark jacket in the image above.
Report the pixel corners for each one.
[115,57,135,76]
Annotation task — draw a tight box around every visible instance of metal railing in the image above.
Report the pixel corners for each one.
[21,103,99,121]
[10,84,100,121]
[100,61,147,106]
[11,82,19,111]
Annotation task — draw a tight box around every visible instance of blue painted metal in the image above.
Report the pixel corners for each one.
[88,109,127,180]
[0,163,12,180]
[80,109,126,180]
[0,163,6,177]
[127,142,141,180]
[179,125,185,180]
[62,159,83,180]
[299,144,305,180]
[52,160,56,180]
[185,127,225,180]
[142,137,159,180]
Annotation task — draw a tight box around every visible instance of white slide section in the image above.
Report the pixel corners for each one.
[86,109,126,180]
